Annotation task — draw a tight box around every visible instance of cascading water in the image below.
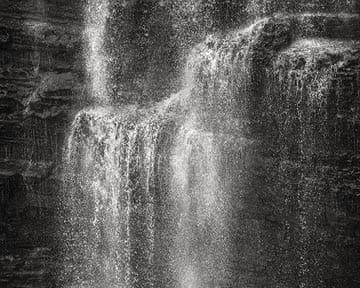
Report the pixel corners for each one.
[84,0,109,103]
[63,106,176,287]
[170,114,231,287]
[61,1,360,287]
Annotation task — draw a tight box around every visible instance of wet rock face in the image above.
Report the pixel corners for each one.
[0,248,56,288]
[257,39,360,287]
[0,1,84,287]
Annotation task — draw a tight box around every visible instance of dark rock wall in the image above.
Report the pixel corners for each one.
[0,1,84,287]
[261,40,360,287]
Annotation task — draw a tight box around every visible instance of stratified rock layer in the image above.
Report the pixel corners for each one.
[0,1,84,287]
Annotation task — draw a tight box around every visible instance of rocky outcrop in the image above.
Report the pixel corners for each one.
[0,1,84,287]
[0,248,57,288]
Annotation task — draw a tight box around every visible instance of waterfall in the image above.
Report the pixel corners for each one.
[62,103,180,287]
[85,0,110,103]
[170,114,231,287]
[62,15,266,286]
[61,6,360,288]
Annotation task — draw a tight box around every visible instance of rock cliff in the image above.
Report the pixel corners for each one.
[0,1,84,287]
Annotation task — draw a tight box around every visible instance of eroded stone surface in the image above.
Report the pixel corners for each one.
[0,1,84,287]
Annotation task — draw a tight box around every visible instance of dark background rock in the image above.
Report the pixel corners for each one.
[0,1,84,287]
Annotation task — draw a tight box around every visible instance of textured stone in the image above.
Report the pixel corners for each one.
[0,1,83,286]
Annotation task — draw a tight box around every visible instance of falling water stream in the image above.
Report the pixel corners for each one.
[61,1,360,288]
